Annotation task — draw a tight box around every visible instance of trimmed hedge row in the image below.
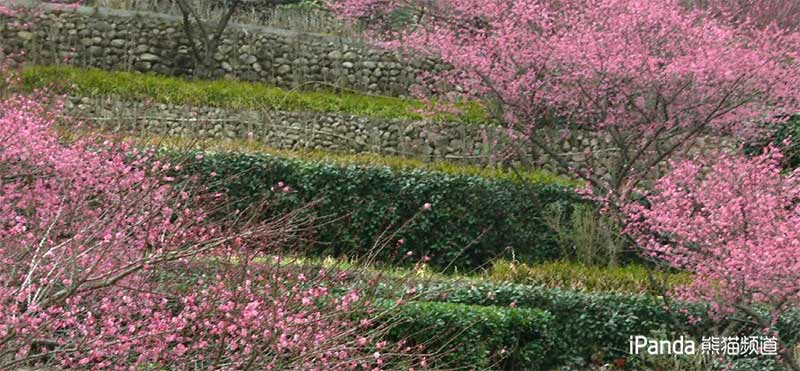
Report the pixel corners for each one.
[414,282,800,364]
[385,301,557,370]
[145,135,576,185]
[175,151,584,271]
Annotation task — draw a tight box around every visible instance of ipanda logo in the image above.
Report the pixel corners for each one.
[629,336,696,355]
[629,335,780,356]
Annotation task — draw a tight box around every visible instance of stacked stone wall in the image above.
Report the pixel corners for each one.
[1,2,447,96]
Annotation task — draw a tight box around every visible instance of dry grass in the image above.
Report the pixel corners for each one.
[84,0,358,35]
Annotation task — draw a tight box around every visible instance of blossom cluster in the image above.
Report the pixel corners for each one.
[0,93,418,369]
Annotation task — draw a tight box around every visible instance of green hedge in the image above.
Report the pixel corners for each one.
[415,282,800,364]
[145,135,575,185]
[384,300,557,370]
[174,151,583,271]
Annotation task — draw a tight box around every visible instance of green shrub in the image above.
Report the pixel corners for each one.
[744,116,800,169]
[22,65,490,124]
[171,150,583,271]
[139,135,576,186]
[384,300,557,370]
[543,202,628,266]
[767,116,800,169]
[414,282,800,364]
[419,282,693,364]
[488,260,693,294]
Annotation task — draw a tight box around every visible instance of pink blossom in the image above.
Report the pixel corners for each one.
[333,0,800,201]
[624,145,800,368]
[0,92,420,370]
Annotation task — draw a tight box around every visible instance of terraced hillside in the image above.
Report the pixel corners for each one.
[2,1,799,370]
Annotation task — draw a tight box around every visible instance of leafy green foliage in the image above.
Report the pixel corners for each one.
[139,135,577,186]
[418,282,694,363]
[488,260,693,294]
[745,116,800,169]
[415,282,800,364]
[22,66,490,124]
[770,116,800,169]
[385,300,557,370]
[172,150,583,271]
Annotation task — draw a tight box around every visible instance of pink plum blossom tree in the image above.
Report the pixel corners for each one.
[690,0,800,31]
[624,146,800,370]
[0,91,415,369]
[330,0,800,205]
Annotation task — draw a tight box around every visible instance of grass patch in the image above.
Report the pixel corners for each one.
[488,259,693,294]
[23,65,491,124]
[274,255,689,296]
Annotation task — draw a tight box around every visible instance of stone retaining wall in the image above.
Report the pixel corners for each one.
[0,2,447,96]
[64,95,531,166]
[62,96,737,177]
